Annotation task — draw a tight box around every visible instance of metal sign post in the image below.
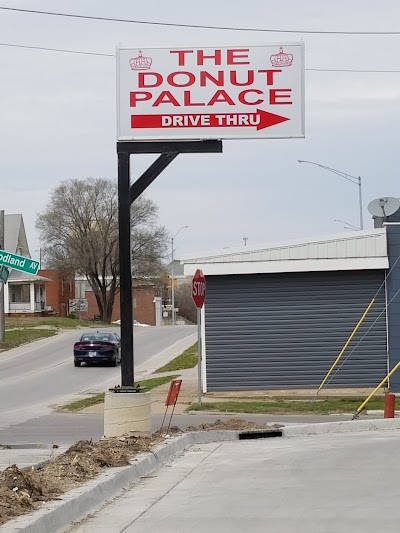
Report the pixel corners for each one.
[115,42,305,389]
[160,379,183,434]
[197,307,202,407]
[192,269,206,407]
[117,142,221,389]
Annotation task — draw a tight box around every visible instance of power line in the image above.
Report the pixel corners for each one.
[307,68,400,73]
[1,42,400,73]
[0,42,113,57]
[1,5,400,35]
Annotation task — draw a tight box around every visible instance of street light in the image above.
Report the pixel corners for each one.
[171,225,188,326]
[298,160,363,230]
[334,219,361,231]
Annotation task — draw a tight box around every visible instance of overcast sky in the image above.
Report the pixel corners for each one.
[1,0,399,262]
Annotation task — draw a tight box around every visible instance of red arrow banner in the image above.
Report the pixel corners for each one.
[131,109,289,131]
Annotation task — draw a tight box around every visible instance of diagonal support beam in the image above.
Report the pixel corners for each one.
[130,152,178,204]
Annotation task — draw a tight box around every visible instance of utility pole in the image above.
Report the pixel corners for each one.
[171,225,188,326]
[0,211,5,342]
[171,237,174,325]
[243,236,248,246]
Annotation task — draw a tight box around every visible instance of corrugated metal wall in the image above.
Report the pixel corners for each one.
[205,271,387,390]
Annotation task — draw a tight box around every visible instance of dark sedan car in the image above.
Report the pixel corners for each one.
[73,332,121,367]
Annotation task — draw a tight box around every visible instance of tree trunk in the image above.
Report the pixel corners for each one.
[87,277,106,323]
[106,287,117,324]
[89,279,117,325]
[92,288,106,323]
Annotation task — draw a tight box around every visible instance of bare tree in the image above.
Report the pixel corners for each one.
[174,282,197,323]
[36,178,168,323]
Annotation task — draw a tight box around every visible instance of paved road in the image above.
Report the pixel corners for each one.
[70,430,400,533]
[0,410,371,447]
[0,326,195,432]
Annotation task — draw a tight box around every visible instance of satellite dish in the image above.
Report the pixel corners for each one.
[368,197,400,218]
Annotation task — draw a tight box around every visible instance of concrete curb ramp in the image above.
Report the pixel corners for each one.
[5,419,400,533]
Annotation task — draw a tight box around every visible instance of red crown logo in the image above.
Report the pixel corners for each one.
[129,50,152,71]
[270,47,293,67]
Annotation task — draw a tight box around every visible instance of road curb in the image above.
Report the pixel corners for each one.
[3,430,239,533]
[282,417,400,437]
[5,419,400,532]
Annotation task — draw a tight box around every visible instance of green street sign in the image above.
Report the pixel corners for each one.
[0,265,9,284]
[0,251,40,275]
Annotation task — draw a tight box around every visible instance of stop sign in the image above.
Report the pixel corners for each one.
[192,269,206,308]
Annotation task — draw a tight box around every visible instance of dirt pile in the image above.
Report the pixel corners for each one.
[186,418,283,431]
[0,436,156,525]
[154,426,183,435]
[0,418,282,525]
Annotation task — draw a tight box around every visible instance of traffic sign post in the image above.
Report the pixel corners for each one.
[192,269,206,407]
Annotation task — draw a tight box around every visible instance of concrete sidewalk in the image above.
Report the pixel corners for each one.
[0,444,67,471]
[68,429,400,533]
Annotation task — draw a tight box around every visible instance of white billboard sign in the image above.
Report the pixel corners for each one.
[69,298,88,312]
[117,43,304,141]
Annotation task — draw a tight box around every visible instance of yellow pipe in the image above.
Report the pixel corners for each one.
[355,360,400,415]
[317,297,375,394]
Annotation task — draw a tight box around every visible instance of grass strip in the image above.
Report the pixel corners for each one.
[155,343,198,373]
[0,329,57,350]
[188,397,385,415]
[5,316,108,330]
[63,374,180,412]
[63,393,106,412]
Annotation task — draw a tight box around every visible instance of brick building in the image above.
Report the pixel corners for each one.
[38,269,75,317]
[79,279,161,325]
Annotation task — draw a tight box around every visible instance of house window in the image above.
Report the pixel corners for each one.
[10,285,30,303]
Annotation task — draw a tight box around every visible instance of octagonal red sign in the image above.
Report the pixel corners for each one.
[192,269,206,308]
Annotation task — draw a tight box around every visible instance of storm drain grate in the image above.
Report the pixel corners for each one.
[238,430,283,440]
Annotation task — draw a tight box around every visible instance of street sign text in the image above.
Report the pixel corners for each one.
[0,251,39,275]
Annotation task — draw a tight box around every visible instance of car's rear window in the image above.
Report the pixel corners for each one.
[80,333,114,342]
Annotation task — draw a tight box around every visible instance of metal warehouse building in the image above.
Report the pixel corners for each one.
[182,224,400,393]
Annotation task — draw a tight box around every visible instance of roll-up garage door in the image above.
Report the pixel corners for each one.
[204,270,387,390]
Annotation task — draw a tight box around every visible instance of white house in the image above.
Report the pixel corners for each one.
[3,214,49,315]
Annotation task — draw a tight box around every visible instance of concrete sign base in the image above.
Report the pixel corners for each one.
[103,390,151,438]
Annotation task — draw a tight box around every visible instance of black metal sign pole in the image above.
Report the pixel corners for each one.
[118,151,134,387]
[117,140,222,390]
